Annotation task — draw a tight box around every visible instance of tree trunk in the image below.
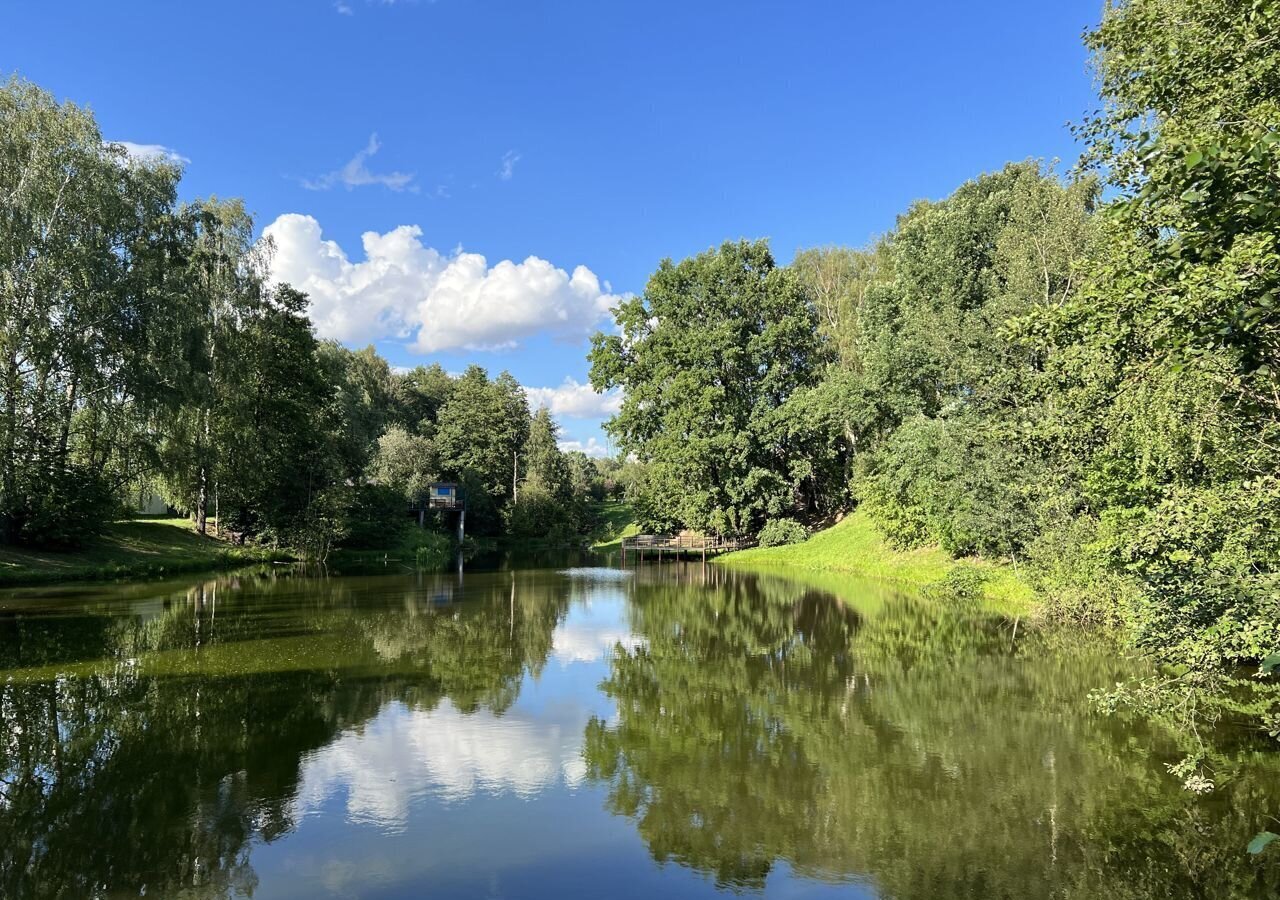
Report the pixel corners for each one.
[1,353,19,538]
[197,464,207,534]
[56,372,77,459]
[196,407,209,535]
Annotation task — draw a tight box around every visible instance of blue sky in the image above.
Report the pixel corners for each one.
[2,0,1102,455]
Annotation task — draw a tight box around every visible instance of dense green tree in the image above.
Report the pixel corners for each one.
[318,343,395,477]
[0,76,597,550]
[773,165,1100,557]
[522,408,571,502]
[1063,0,1280,667]
[589,240,825,536]
[790,243,891,368]
[0,77,185,544]
[509,408,587,539]
[210,284,337,542]
[432,366,530,535]
[182,199,266,535]
[566,450,603,501]
[390,362,454,434]
[372,425,437,501]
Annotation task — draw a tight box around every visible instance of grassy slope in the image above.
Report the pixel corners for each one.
[0,517,287,587]
[590,500,641,551]
[719,507,1035,615]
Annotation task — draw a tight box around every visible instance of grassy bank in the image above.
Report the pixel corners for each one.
[590,500,640,551]
[0,517,290,587]
[719,507,1035,615]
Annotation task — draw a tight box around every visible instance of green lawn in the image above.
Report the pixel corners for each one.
[590,500,640,551]
[0,517,288,587]
[718,507,1035,615]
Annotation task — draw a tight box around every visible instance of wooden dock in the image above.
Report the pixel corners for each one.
[621,534,752,563]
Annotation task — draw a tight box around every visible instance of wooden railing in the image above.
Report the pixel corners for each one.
[408,496,464,511]
[621,534,753,559]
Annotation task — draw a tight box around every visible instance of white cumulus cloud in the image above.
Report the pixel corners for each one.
[112,141,189,166]
[525,378,621,419]
[302,133,415,192]
[557,437,610,458]
[263,213,623,352]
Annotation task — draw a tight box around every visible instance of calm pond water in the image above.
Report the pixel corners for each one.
[2,558,1279,899]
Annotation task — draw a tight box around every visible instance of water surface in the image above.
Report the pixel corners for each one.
[2,560,1278,898]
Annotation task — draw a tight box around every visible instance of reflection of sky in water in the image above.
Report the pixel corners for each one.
[5,565,1255,899]
[288,588,632,833]
[175,576,875,899]
[551,596,645,666]
[291,699,592,828]
[253,585,830,900]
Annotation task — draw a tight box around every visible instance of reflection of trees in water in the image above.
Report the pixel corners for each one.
[584,568,1280,898]
[0,568,570,899]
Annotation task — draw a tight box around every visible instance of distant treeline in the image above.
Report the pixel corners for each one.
[0,78,618,552]
[590,0,1280,733]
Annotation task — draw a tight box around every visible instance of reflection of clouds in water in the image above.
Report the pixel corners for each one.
[291,700,588,832]
[552,585,644,665]
[552,620,644,664]
[558,567,633,581]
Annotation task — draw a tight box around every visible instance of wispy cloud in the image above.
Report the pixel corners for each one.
[498,150,521,181]
[112,141,189,166]
[302,133,416,192]
[334,0,430,15]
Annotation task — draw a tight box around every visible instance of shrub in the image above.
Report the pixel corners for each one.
[858,415,1045,558]
[340,483,408,549]
[757,517,808,548]
[506,485,554,538]
[409,529,453,567]
[9,463,117,549]
[921,565,990,603]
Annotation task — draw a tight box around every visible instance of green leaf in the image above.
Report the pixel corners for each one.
[1248,831,1278,855]
[1184,150,1204,169]
[1260,653,1280,675]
